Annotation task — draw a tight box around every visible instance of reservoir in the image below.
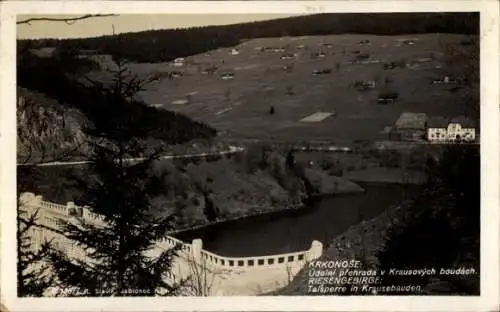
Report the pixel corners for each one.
[174,182,419,257]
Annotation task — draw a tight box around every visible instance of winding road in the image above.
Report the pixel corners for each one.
[18,145,246,167]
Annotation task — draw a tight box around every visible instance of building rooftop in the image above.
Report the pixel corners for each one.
[395,112,428,129]
[450,115,476,128]
[427,116,450,128]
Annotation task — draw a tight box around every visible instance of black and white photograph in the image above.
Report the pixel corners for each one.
[1,1,499,311]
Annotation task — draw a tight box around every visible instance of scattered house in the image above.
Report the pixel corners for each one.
[29,47,57,58]
[312,68,332,75]
[383,62,399,70]
[229,48,240,55]
[354,53,370,62]
[353,80,376,91]
[360,59,382,65]
[201,65,218,75]
[296,44,306,49]
[169,71,183,79]
[376,91,399,104]
[220,72,235,80]
[322,43,334,48]
[432,75,457,84]
[351,50,361,54]
[403,39,417,45]
[390,112,428,141]
[312,51,327,58]
[359,40,371,46]
[282,65,294,72]
[406,62,420,70]
[265,47,285,53]
[280,53,296,60]
[172,58,185,67]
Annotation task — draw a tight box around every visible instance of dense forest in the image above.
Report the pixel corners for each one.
[18,13,478,63]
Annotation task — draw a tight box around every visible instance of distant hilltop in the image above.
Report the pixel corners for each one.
[18,13,478,63]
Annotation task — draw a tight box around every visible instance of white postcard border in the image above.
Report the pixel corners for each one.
[1,1,498,311]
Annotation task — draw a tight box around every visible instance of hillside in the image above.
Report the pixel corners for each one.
[18,13,478,63]
[92,33,477,143]
[29,147,310,230]
[17,51,218,162]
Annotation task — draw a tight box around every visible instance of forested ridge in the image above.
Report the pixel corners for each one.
[18,13,478,63]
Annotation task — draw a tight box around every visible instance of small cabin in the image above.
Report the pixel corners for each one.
[312,52,326,58]
[220,72,235,80]
[354,80,376,91]
[377,91,399,105]
[403,39,417,45]
[312,68,332,75]
[383,62,399,70]
[172,57,185,67]
[280,53,296,60]
[169,71,183,79]
[432,75,457,84]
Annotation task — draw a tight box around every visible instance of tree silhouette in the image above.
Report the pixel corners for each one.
[47,51,183,296]
[17,167,55,297]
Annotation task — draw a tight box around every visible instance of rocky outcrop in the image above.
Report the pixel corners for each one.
[17,87,90,163]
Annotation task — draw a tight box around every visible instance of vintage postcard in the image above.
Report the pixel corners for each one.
[1,1,499,311]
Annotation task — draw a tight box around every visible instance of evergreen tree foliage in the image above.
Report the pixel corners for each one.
[376,145,480,294]
[17,166,55,296]
[47,52,183,296]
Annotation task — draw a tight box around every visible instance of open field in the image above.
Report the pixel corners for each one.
[83,33,477,143]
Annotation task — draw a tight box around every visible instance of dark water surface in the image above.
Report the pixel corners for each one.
[174,183,420,257]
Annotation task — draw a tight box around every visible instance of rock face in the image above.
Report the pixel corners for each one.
[17,88,89,163]
[304,168,365,195]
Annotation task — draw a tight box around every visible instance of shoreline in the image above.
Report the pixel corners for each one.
[170,180,408,239]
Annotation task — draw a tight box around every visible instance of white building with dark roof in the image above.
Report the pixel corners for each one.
[172,57,185,67]
[427,116,476,143]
